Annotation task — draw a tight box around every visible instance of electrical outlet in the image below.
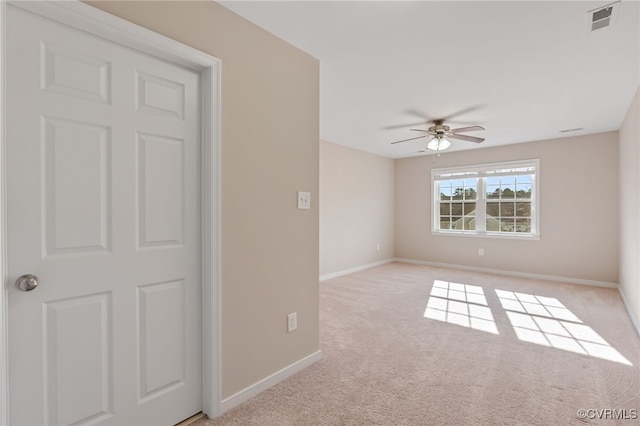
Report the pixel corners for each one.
[297,191,310,209]
[479,248,485,256]
[376,243,380,251]
[287,312,297,333]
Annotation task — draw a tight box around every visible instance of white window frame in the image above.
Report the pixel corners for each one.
[432,159,540,239]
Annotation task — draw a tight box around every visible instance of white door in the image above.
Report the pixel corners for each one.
[7,5,202,425]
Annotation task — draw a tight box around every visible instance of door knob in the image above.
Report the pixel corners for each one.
[15,274,39,292]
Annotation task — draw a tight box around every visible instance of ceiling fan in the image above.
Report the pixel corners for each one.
[390,119,485,152]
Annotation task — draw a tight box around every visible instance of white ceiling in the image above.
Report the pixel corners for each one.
[220,1,640,159]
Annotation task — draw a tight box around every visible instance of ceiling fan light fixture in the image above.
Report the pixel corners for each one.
[427,136,451,151]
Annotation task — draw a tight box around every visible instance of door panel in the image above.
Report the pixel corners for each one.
[136,71,185,119]
[44,293,113,426]
[7,6,202,425]
[137,132,185,248]
[42,42,112,104]
[43,117,112,256]
[138,280,185,402]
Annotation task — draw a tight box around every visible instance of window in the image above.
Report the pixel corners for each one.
[432,160,539,238]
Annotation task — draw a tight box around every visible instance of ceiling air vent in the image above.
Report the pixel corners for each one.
[559,128,584,134]
[587,1,620,32]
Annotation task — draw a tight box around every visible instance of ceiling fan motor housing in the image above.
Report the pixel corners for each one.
[429,119,449,135]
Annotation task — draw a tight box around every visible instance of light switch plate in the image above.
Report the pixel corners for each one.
[288,312,297,332]
[297,191,311,209]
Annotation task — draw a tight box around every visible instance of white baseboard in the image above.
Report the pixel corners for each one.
[394,258,619,289]
[319,258,395,282]
[618,287,640,337]
[220,350,322,415]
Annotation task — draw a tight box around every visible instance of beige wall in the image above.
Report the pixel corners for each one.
[395,132,619,284]
[320,141,394,276]
[619,87,640,329]
[86,1,320,398]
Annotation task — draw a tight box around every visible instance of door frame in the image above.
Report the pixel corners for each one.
[0,1,222,423]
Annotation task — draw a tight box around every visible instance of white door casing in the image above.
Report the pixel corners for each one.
[0,2,222,425]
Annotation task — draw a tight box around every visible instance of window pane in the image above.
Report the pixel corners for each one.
[500,218,515,232]
[516,175,532,185]
[440,219,451,230]
[440,203,451,216]
[515,202,531,217]
[501,187,515,199]
[486,202,499,217]
[463,178,477,201]
[486,185,500,199]
[516,187,531,199]
[464,217,476,231]
[486,176,500,186]
[451,204,463,215]
[501,176,515,187]
[451,216,463,229]
[500,202,515,216]
[516,218,531,232]
[452,187,464,200]
[486,216,500,231]
[463,203,476,216]
[440,182,452,200]
[515,184,531,199]
[464,187,477,200]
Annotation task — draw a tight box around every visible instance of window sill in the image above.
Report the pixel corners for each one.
[431,230,540,241]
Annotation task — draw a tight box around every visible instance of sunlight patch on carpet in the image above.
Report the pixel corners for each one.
[497,290,632,366]
[424,280,498,334]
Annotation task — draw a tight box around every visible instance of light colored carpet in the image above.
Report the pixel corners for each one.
[197,262,640,425]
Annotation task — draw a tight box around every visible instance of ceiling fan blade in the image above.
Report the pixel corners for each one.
[410,128,431,133]
[449,125,485,133]
[390,135,426,144]
[404,108,432,120]
[449,133,485,143]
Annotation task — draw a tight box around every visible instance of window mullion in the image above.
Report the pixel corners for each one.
[433,179,441,233]
[477,178,486,232]
[530,173,537,235]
